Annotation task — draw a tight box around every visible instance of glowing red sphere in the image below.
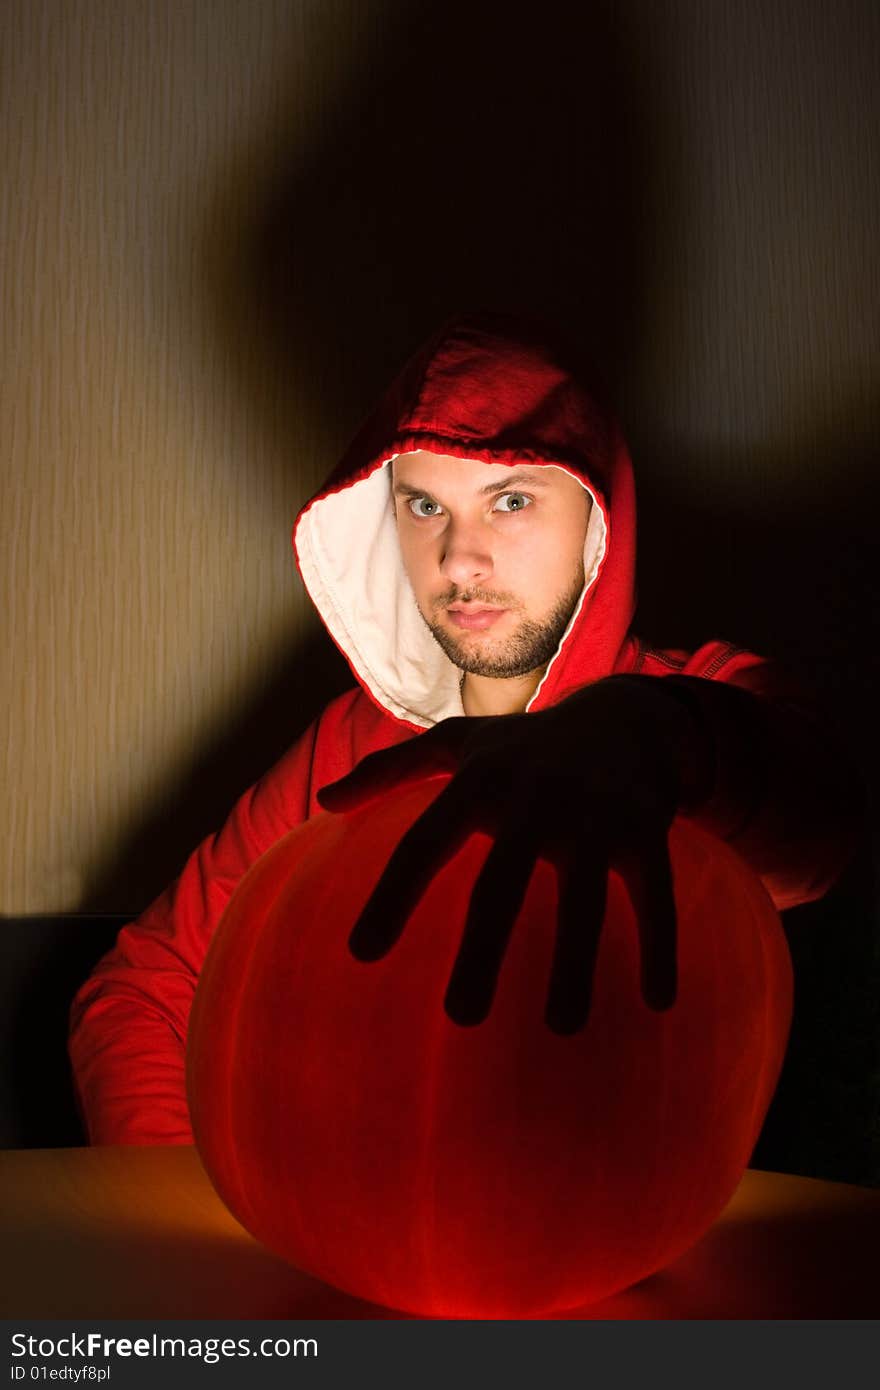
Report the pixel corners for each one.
[186,777,792,1317]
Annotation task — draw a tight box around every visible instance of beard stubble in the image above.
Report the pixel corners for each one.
[422,568,585,679]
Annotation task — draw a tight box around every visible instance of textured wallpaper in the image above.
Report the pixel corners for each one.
[3,0,877,912]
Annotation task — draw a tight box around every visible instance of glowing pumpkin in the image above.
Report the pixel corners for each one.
[186,777,792,1317]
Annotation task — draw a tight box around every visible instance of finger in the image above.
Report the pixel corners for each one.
[318,720,470,813]
[347,773,481,961]
[544,851,609,1036]
[443,822,540,1027]
[616,833,678,1011]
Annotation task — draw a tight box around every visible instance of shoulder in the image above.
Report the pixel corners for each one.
[315,684,419,748]
[307,684,422,794]
[618,635,771,685]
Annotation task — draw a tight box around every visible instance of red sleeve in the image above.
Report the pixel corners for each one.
[653,641,866,912]
[68,717,323,1147]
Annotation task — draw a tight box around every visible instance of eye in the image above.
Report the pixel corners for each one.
[493,492,532,513]
[407,496,444,518]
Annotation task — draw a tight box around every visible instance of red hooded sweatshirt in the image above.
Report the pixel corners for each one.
[68,312,859,1145]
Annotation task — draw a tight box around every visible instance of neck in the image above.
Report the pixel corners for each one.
[461,668,544,717]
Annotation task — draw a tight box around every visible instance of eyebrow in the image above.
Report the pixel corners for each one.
[392,470,552,500]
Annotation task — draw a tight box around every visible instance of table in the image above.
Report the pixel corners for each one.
[1,1146,878,1318]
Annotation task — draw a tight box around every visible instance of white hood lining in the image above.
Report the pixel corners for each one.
[296,460,607,728]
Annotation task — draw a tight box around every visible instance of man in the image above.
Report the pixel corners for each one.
[69,311,861,1144]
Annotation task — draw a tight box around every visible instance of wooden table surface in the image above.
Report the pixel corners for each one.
[1,1146,878,1319]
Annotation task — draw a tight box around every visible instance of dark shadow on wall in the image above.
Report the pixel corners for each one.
[79,627,353,913]
[200,0,657,460]
[633,424,880,1188]
[80,0,656,912]
[69,0,877,1181]
[632,415,880,894]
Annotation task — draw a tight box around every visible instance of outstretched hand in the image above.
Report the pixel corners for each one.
[318,676,709,1035]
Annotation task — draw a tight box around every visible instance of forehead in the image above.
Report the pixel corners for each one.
[391,451,583,497]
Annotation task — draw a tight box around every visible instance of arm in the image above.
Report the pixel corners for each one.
[317,648,865,1033]
[68,720,322,1146]
[654,649,865,910]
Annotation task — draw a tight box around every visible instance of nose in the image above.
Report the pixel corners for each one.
[438,519,494,591]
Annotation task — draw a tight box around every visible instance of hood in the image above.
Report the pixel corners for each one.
[293,311,636,729]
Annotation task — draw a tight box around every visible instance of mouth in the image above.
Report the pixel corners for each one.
[445,605,508,631]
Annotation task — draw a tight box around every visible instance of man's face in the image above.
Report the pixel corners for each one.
[391,452,592,679]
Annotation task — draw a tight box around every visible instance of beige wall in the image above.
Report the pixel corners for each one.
[2,0,367,912]
[3,0,877,913]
